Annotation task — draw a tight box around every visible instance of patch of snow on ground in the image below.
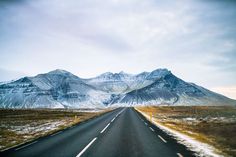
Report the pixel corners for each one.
[76,108,106,113]
[137,109,223,157]
[183,117,197,121]
[10,121,67,135]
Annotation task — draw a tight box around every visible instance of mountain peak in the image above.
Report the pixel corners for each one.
[34,69,81,82]
[151,68,170,74]
[95,72,122,81]
[118,71,126,75]
[47,69,70,75]
[100,72,113,76]
[118,71,133,76]
[146,68,171,80]
[1,68,235,109]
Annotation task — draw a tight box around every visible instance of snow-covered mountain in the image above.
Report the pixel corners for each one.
[118,72,236,106]
[84,69,170,94]
[84,71,134,93]
[0,69,235,108]
[0,70,110,108]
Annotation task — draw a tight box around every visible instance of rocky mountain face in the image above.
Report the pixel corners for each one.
[0,69,235,108]
[0,70,110,108]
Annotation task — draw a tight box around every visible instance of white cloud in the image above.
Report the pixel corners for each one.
[0,0,235,99]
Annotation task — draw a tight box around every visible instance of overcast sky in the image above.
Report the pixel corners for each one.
[0,0,236,99]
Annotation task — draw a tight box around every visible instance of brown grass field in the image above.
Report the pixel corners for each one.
[136,106,236,157]
[0,109,110,151]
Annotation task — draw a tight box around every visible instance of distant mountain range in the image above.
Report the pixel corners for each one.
[0,69,235,108]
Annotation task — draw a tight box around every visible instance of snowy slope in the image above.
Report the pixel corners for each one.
[117,72,236,106]
[0,70,110,108]
[84,69,170,94]
[84,71,135,93]
[0,68,235,108]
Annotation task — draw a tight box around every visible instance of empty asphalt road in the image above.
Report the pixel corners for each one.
[1,108,195,157]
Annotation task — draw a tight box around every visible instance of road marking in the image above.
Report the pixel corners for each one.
[15,141,38,150]
[144,122,148,125]
[111,117,116,122]
[50,131,62,137]
[76,137,97,157]
[100,123,110,133]
[149,127,154,132]
[115,109,125,118]
[158,135,167,143]
[118,108,125,115]
[177,153,183,157]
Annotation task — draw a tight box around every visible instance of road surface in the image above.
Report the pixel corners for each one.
[1,108,195,157]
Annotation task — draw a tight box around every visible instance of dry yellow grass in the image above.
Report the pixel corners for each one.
[0,109,111,151]
[137,106,236,157]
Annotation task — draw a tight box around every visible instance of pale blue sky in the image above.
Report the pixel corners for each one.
[0,0,236,98]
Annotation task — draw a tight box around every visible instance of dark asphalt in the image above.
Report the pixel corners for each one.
[1,108,196,157]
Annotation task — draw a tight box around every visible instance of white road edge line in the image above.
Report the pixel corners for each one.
[177,153,184,157]
[158,135,167,143]
[50,131,62,137]
[15,141,38,151]
[111,117,116,122]
[145,122,148,125]
[76,137,97,157]
[100,123,110,133]
[149,127,154,132]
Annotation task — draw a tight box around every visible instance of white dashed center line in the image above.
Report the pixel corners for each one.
[177,153,184,157]
[100,123,110,133]
[149,127,154,132]
[158,135,167,143]
[111,117,116,122]
[75,109,126,157]
[15,141,38,151]
[76,137,97,157]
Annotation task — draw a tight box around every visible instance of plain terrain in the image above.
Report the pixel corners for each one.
[137,106,236,157]
[1,108,195,157]
[0,108,109,151]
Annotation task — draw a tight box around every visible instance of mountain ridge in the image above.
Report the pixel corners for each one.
[0,69,235,108]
